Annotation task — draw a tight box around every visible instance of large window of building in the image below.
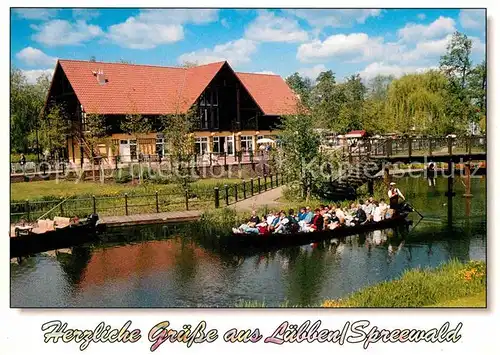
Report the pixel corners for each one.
[195,137,208,155]
[199,88,219,130]
[240,135,253,152]
[156,138,166,157]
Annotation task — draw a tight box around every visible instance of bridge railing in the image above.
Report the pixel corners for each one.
[347,136,486,159]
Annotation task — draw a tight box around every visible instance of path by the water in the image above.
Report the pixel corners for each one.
[230,186,284,212]
[98,186,285,227]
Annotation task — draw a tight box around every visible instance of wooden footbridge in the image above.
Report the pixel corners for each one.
[319,136,486,200]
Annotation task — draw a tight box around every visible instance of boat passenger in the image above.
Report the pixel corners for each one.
[266,211,277,225]
[372,201,382,222]
[334,206,345,225]
[379,199,388,219]
[248,210,260,224]
[310,208,324,231]
[257,217,269,235]
[354,200,367,225]
[298,207,307,221]
[285,209,299,233]
[303,206,314,223]
[364,198,375,217]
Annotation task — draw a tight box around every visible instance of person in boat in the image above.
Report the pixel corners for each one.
[372,201,382,222]
[363,198,375,221]
[303,206,314,223]
[298,207,307,222]
[354,200,367,225]
[325,211,340,230]
[334,205,346,225]
[266,211,276,226]
[257,216,269,235]
[388,182,405,211]
[233,210,261,234]
[248,210,260,224]
[284,209,299,233]
[310,208,324,231]
[268,211,283,232]
[379,199,388,219]
[273,211,289,233]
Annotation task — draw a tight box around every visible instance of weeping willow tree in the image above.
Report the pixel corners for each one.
[386,70,455,136]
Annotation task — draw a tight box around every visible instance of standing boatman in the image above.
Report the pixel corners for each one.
[388,182,405,211]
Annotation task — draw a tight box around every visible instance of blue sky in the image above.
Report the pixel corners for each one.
[10,8,486,83]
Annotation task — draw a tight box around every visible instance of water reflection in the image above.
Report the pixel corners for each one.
[11,177,486,307]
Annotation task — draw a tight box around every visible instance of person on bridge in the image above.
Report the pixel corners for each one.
[388,182,405,210]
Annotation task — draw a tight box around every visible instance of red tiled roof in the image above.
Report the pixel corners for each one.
[56,59,298,116]
[235,72,299,115]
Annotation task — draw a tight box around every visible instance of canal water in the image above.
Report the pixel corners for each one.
[11,176,486,307]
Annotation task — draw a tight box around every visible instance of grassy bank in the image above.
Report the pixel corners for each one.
[11,178,242,201]
[235,260,486,308]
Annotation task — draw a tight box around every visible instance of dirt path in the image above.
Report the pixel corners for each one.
[229,186,285,212]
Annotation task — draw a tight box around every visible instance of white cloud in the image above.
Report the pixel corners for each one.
[106,9,218,49]
[298,64,327,80]
[417,13,426,20]
[21,69,54,84]
[13,9,58,20]
[16,47,57,67]
[287,9,381,28]
[398,16,456,43]
[221,18,230,29]
[178,38,258,66]
[32,19,103,46]
[244,10,308,43]
[459,9,485,30]
[253,71,276,75]
[359,62,436,81]
[108,19,183,49]
[296,33,387,63]
[72,9,101,21]
[470,36,486,55]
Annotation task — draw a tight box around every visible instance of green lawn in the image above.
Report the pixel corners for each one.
[11,178,242,201]
[430,290,486,307]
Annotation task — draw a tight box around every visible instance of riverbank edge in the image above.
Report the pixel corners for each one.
[235,260,486,308]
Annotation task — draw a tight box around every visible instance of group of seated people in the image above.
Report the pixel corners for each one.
[232,197,396,235]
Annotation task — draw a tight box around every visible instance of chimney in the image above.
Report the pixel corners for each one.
[96,69,106,85]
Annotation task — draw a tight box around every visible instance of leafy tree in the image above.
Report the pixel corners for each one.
[468,60,486,131]
[440,31,472,90]
[440,31,475,132]
[285,72,313,108]
[310,70,342,130]
[366,74,394,101]
[161,105,199,183]
[84,113,108,180]
[182,61,198,68]
[89,56,96,62]
[120,102,153,182]
[336,74,366,133]
[386,71,453,136]
[276,103,326,200]
[39,104,70,159]
[10,68,51,154]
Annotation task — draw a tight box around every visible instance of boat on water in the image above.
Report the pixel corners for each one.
[10,214,103,258]
[220,213,412,251]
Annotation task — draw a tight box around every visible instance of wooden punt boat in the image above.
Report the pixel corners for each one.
[10,214,103,258]
[221,213,412,251]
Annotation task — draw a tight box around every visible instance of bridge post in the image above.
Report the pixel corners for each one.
[386,138,392,157]
[463,161,473,197]
[447,136,453,156]
[408,137,412,159]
